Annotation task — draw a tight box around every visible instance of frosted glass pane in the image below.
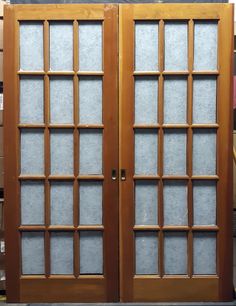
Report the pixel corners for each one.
[136,232,158,275]
[20,22,43,71]
[135,22,158,71]
[20,77,44,124]
[193,77,217,124]
[164,77,187,123]
[79,22,102,71]
[164,181,188,226]
[135,181,158,225]
[50,77,73,124]
[135,77,158,124]
[50,130,73,175]
[80,231,103,274]
[193,232,216,275]
[194,22,218,71]
[50,182,73,225]
[22,232,44,275]
[79,77,102,124]
[164,130,186,175]
[193,129,216,175]
[135,130,158,175]
[21,129,44,175]
[51,232,73,274]
[165,22,188,71]
[50,22,73,71]
[193,181,216,226]
[79,182,102,225]
[21,181,44,225]
[164,232,187,275]
[79,130,102,175]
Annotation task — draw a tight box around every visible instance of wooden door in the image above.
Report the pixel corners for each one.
[4,4,119,303]
[119,3,233,302]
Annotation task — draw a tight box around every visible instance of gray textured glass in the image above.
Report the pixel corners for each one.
[20,22,43,71]
[164,77,187,123]
[50,182,73,225]
[21,181,44,225]
[135,181,158,225]
[164,22,188,71]
[193,181,216,226]
[21,232,44,275]
[79,77,102,124]
[193,129,216,175]
[50,232,73,274]
[50,130,73,175]
[135,77,158,124]
[79,182,102,225]
[193,76,217,124]
[193,232,216,275]
[135,22,158,71]
[79,22,102,71]
[50,77,73,124]
[21,129,44,175]
[79,130,103,175]
[20,76,44,124]
[80,231,103,274]
[50,22,73,71]
[135,232,158,275]
[135,130,158,175]
[164,181,188,226]
[164,232,187,275]
[164,130,186,175]
[194,22,218,71]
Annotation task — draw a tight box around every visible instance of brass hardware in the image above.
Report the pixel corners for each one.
[111,169,117,181]
[121,169,126,181]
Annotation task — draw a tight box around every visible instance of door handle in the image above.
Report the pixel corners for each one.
[121,169,126,181]
[111,169,117,181]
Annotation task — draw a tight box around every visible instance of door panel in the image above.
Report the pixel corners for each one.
[119,3,233,302]
[4,4,118,302]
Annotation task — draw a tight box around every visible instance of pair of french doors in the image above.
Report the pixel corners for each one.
[4,3,233,303]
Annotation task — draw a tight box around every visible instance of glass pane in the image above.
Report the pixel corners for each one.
[164,130,186,175]
[193,129,216,175]
[79,182,102,225]
[80,231,103,274]
[135,232,158,275]
[79,77,102,124]
[50,22,73,71]
[50,77,73,124]
[50,130,73,175]
[135,181,158,225]
[164,22,188,71]
[164,77,187,124]
[164,232,187,275]
[193,232,216,275]
[50,182,73,225]
[193,76,217,124]
[164,181,188,226]
[79,130,102,175]
[135,129,158,175]
[50,232,73,274]
[20,76,44,124]
[21,232,44,275]
[21,181,44,225]
[20,22,43,71]
[194,22,218,71]
[135,77,158,124]
[21,129,44,175]
[193,181,216,226]
[135,21,158,71]
[79,22,102,71]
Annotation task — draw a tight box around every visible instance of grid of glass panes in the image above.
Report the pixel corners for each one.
[19,21,104,276]
[134,20,218,276]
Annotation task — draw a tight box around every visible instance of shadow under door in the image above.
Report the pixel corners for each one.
[4,3,233,303]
